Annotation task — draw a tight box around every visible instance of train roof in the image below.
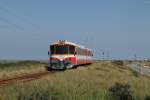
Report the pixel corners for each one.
[51,40,92,51]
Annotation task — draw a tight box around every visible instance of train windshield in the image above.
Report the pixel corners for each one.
[50,45,75,54]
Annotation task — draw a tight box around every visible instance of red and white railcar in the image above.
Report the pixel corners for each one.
[48,40,93,70]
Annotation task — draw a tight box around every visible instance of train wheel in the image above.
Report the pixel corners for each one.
[47,67,52,71]
[63,66,67,70]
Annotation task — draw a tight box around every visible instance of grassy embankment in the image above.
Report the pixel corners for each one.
[0,61,150,100]
[0,60,47,79]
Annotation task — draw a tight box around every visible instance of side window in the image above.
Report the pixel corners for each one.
[69,46,75,54]
[50,45,54,54]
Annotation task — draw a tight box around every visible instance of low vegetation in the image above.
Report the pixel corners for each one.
[109,83,134,100]
[0,60,46,70]
[111,60,124,66]
[0,60,47,79]
[140,60,150,68]
[145,96,150,100]
[0,61,150,100]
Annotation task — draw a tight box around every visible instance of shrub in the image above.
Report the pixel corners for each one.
[112,60,124,66]
[109,83,134,100]
[131,69,139,77]
[127,60,133,64]
[145,96,150,100]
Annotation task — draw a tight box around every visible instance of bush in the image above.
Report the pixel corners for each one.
[109,83,134,100]
[145,96,150,100]
[127,60,133,64]
[112,60,124,66]
[131,70,139,77]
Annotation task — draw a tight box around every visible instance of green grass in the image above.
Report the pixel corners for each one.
[140,60,150,67]
[0,61,150,100]
[0,60,46,70]
[0,60,47,79]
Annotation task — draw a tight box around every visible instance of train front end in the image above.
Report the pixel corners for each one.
[48,40,76,70]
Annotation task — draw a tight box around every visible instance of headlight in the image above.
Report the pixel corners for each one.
[63,58,71,65]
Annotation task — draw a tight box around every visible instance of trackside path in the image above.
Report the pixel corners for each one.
[127,63,150,77]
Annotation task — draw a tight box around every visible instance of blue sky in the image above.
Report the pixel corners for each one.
[0,0,150,60]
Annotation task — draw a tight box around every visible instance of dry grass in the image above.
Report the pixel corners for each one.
[0,61,46,79]
[0,61,150,100]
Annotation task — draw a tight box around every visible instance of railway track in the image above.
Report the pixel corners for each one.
[0,71,53,86]
[0,62,96,86]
